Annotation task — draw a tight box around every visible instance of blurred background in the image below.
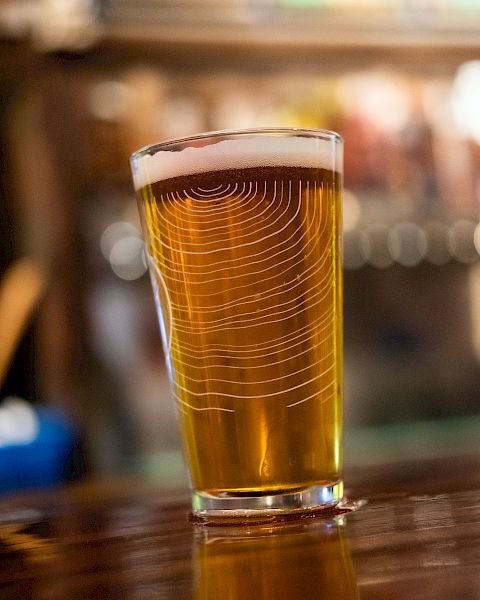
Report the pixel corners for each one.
[1,0,480,493]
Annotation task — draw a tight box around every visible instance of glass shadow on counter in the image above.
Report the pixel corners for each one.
[193,516,359,600]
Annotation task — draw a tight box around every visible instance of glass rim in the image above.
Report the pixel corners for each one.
[130,127,342,161]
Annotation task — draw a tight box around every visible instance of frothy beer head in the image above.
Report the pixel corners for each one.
[131,132,342,190]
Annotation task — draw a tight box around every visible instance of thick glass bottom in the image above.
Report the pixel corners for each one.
[191,481,344,524]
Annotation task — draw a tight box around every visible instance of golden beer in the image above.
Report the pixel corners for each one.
[132,130,343,516]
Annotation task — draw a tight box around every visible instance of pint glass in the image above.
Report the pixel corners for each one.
[131,128,343,519]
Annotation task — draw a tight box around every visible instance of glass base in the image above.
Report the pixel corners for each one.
[191,481,343,523]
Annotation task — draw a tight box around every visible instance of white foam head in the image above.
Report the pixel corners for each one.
[131,134,342,190]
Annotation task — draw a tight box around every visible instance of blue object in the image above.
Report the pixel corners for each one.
[0,405,77,494]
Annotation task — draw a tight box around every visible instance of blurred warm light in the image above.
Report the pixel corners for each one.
[388,221,427,268]
[0,398,39,448]
[119,67,169,154]
[360,224,394,268]
[109,236,147,281]
[447,219,478,264]
[159,97,206,140]
[452,61,480,144]
[33,0,98,51]
[343,189,361,232]
[100,221,147,280]
[469,263,480,362]
[343,229,366,270]
[338,72,410,134]
[88,80,132,122]
[473,222,480,256]
[212,90,258,131]
[423,221,451,266]
[100,221,140,261]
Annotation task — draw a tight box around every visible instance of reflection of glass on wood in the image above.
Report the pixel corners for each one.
[194,519,359,600]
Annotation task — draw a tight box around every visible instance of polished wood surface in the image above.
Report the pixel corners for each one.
[1,454,479,599]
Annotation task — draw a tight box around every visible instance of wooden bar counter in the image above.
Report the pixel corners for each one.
[1,453,480,599]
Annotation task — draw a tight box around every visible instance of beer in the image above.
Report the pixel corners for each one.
[133,132,343,513]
